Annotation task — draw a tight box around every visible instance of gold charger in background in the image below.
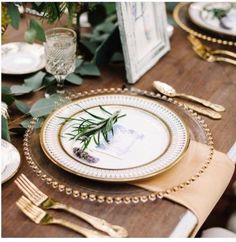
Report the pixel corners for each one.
[173,3,236,47]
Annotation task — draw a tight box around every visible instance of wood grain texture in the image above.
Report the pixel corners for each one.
[2,15,236,237]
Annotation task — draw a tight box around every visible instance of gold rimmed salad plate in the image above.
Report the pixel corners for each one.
[1,139,21,184]
[1,42,45,75]
[188,2,236,37]
[40,94,190,182]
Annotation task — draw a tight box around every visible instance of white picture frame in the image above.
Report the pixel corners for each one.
[116,2,170,84]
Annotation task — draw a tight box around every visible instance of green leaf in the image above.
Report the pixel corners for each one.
[95,21,115,33]
[30,19,46,42]
[111,52,124,62]
[88,4,107,27]
[76,58,84,68]
[2,86,11,95]
[29,94,60,117]
[66,73,83,85]
[43,75,56,86]
[1,116,10,142]
[34,2,43,7]
[104,3,116,15]
[75,62,100,76]
[24,28,36,44]
[94,26,122,66]
[21,117,44,129]
[15,100,30,114]
[2,94,15,106]
[10,85,33,95]
[7,3,21,29]
[25,19,46,43]
[80,39,98,55]
[9,127,26,136]
[24,71,46,90]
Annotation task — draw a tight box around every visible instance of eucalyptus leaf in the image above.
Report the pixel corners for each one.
[88,4,107,27]
[34,2,43,7]
[41,75,56,90]
[10,85,33,95]
[110,51,124,62]
[7,3,20,29]
[66,73,83,85]
[15,100,30,114]
[94,21,115,33]
[30,19,46,42]
[2,94,15,106]
[21,117,44,129]
[24,71,46,90]
[75,62,100,76]
[24,28,36,44]
[104,3,116,15]
[80,39,98,55]
[9,127,26,136]
[94,26,122,66]
[25,19,45,43]
[29,94,60,117]
[2,86,11,95]
[76,58,84,68]
[1,116,10,142]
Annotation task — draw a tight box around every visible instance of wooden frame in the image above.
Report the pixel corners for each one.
[116,2,170,83]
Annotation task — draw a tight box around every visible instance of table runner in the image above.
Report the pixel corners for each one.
[131,140,235,237]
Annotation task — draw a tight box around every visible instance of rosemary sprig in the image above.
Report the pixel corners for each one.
[203,3,236,20]
[58,105,126,150]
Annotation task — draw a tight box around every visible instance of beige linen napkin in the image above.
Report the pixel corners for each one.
[131,140,235,237]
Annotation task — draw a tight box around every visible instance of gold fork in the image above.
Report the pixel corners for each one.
[16,196,109,237]
[188,35,236,65]
[192,47,236,65]
[15,174,128,238]
[188,35,236,59]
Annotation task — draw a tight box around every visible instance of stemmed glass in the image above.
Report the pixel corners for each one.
[44,27,77,95]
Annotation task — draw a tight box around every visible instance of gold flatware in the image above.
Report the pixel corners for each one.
[15,174,128,238]
[192,46,236,66]
[16,196,109,237]
[182,103,222,120]
[188,35,236,59]
[130,87,221,120]
[153,80,225,112]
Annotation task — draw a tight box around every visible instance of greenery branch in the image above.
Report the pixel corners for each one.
[203,3,236,20]
[58,105,126,151]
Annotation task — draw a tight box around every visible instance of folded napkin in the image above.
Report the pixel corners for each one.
[131,141,235,237]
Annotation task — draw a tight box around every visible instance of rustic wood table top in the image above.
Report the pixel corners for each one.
[2,15,236,238]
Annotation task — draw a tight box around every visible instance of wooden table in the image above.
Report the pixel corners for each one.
[2,16,236,237]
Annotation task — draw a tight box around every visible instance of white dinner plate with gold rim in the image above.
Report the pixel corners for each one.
[1,139,21,184]
[1,42,45,74]
[40,94,190,182]
[188,2,236,37]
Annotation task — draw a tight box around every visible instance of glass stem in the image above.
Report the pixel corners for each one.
[56,76,65,95]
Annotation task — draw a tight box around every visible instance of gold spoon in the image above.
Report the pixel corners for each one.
[153,81,225,112]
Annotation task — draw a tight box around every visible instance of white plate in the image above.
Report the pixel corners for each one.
[40,95,189,182]
[189,2,236,37]
[1,42,45,74]
[1,139,21,184]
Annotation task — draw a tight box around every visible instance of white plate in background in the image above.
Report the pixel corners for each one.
[1,139,21,184]
[188,2,236,37]
[1,42,45,74]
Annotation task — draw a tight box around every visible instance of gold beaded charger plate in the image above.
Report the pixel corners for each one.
[173,3,236,46]
[23,88,214,204]
[40,94,189,182]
